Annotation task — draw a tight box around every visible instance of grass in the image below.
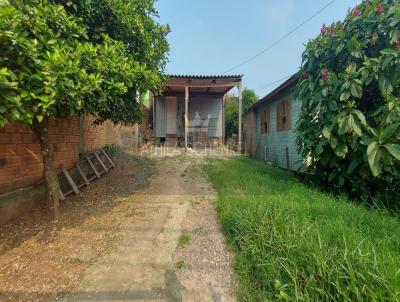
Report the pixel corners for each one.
[204,157,400,301]
[176,260,185,269]
[178,233,191,248]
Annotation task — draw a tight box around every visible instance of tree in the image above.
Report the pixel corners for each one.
[225,88,258,138]
[0,0,169,219]
[294,0,400,206]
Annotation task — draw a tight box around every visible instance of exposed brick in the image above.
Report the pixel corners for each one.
[0,114,140,194]
[22,133,35,144]
[11,133,22,143]
[0,166,19,179]
[0,133,10,144]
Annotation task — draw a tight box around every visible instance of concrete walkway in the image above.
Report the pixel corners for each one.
[67,156,236,302]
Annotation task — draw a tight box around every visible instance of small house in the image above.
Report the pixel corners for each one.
[243,74,303,170]
[153,75,243,148]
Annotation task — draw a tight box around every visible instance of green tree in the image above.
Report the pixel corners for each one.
[294,0,400,206]
[225,88,258,138]
[0,0,169,219]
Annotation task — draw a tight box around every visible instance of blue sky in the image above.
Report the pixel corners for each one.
[155,0,359,98]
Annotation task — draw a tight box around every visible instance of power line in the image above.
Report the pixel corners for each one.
[221,0,336,75]
[255,74,293,92]
[253,25,389,96]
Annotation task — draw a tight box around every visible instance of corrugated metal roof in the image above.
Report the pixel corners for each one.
[168,74,243,79]
[244,73,299,115]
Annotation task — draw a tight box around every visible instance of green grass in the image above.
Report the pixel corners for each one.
[178,232,191,248]
[204,157,400,301]
[176,260,185,269]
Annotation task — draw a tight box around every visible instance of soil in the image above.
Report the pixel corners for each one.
[0,152,237,302]
[0,152,154,301]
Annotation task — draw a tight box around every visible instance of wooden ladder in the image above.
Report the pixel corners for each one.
[58,149,115,201]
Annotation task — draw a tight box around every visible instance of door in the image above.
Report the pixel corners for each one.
[166,97,177,136]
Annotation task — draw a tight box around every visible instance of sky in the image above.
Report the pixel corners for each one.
[155,0,360,98]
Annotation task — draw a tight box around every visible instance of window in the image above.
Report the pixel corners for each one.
[261,108,270,134]
[277,99,292,131]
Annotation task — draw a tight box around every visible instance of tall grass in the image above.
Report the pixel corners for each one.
[204,157,400,301]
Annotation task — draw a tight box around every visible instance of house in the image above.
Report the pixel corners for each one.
[243,74,304,171]
[153,75,243,148]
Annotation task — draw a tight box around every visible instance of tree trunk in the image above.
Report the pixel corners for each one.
[32,117,61,221]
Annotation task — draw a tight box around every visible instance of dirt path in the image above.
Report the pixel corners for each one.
[68,155,236,302]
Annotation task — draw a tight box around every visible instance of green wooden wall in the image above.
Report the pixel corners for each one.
[254,88,304,171]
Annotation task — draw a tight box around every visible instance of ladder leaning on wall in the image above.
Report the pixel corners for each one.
[58,148,115,200]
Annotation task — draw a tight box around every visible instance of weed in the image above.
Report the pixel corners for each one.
[204,157,400,301]
[178,233,191,247]
[176,260,185,269]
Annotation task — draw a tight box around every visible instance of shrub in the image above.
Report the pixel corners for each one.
[0,0,169,218]
[294,0,400,206]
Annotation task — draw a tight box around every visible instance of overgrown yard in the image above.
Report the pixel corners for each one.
[204,157,400,301]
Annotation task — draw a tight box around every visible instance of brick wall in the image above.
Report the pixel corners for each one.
[0,116,80,194]
[80,116,118,153]
[0,110,151,195]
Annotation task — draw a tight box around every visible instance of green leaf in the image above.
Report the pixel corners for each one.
[390,28,400,43]
[381,123,399,141]
[11,108,20,120]
[353,118,362,136]
[367,142,382,177]
[347,159,359,174]
[36,115,44,122]
[379,76,393,97]
[340,91,350,101]
[315,142,324,155]
[353,110,367,126]
[335,143,348,158]
[322,125,332,140]
[383,144,400,160]
[382,57,392,70]
[350,83,362,98]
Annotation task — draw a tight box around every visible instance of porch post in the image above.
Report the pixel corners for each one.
[238,81,243,153]
[185,85,189,150]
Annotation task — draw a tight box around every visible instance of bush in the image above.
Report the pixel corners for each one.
[294,0,400,206]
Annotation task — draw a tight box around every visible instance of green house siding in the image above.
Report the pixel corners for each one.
[254,89,303,171]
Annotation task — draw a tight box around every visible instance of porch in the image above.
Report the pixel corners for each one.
[153,75,243,149]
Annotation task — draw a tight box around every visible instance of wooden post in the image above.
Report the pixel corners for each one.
[184,85,189,150]
[238,81,243,153]
[222,94,226,146]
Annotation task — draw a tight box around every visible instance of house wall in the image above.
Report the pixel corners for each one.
[154,96,223,139]
[253,88,303,171]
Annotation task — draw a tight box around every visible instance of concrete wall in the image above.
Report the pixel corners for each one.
[252,88,303,171]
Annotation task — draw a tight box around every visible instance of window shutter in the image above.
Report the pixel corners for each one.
[286,100,292,130]
[261,111,265,133]
[276,104,280,131]
[266,108,270,133]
